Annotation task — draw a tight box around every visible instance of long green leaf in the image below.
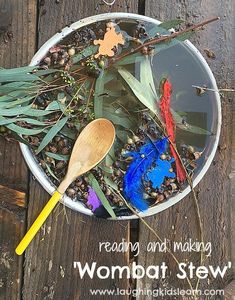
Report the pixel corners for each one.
[140,56,158,100]
[23,109,57,117]
[118,67,157,114]
[45,152,69,161]
[94,73,105,118]
[36,116,69,154]
[72,45,98,64]
[0,66,36,75]
[5,123,45,135]
[0,117,46,126]
[45,162,59,182]
[0,95,36,109]
[0,104,32,116]
[172,110,211,135]
[88,173,116,218]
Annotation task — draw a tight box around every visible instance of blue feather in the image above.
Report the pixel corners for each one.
[123,138,173,211]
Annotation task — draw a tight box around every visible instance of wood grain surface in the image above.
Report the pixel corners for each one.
[0,1,37,299]
[0,0,234,299]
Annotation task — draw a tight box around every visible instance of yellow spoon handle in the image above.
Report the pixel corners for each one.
[15,191,62,255]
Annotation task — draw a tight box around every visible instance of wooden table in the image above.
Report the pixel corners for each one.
[0,0,234,299]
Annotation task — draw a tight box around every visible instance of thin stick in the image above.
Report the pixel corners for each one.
[111,17,220,64]
[113,191,198,300]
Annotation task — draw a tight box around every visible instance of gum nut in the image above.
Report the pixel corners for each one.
[58,58,65,66]
[169,168,174,172]
[170,183,177,190]
[150,192,158,198]
[160,154,166,160]
[194,151,202,160]
[133,135,140,143]
[106,21,115,28]
[127,137,134,144]
[156,194,165,203]
[68,48,75,56]
[187,145,195,153]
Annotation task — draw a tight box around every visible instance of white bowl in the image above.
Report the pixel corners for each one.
[20,13,221,219]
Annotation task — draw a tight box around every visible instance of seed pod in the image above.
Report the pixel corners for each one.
[113,197,119,204]
[143,193,150,199]
[155,194,165,203]
[141,46,148,55]
[52,52,59,61]
[75,178,83,186]
[105,188,111,196]
[150,192,158,198]
[187,145,195,154]
[169,168,174,173]
[127,137,134,145]
[169,183,177,191]
[44,57,51,65]
[55,161,65,170]
[61,147,70,155]
[118,200,124,207]
[133,135,140,143]
[160,154,167,160]
[193,151,202,160]
[114,169,122,177]
[98,60,105,69]
[49,145,57,153]
[68,47,75,56]
[58,58,65,66]
[163,191,170,198]
[67,188,76,198]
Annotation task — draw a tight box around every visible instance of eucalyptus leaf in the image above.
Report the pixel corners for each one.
[36,116,69,154]
[0,117,46,126]
[94,73,105,118]
[172,110,211,135]
[72,45,98,64]
[0,66,36,75]
[45,162,59,182]
[159,19,184,30]
[88,173,116,218]
[34,69,59,76]
[6,123,45,135]
[102,111,133,129]
[24,109,57,117]
[45,100,61,111]
[0,82,40,93]
[0,104,32,116]
[118,67,157,115]
[60,126,77,140]
[0,74,40,83]
[45,152,69,161]
[0,95,36,109]
[140,56,158,100]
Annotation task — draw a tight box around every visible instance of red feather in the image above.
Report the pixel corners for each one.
[159,80,186,182]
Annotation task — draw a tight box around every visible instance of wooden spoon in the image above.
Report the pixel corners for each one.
[15,118,115,255]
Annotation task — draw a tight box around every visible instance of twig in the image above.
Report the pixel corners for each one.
[112,190,198,300]
[192,85,235,93]
[111,17,220,65]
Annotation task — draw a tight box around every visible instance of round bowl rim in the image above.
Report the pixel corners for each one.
[20,12,222,220]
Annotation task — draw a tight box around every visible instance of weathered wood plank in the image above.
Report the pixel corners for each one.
[0,184,25,208]
[137,0,234,297]
[23,1,137,299]
[0,1,37,300]
[0,207,26,300]
[0,0,37,192]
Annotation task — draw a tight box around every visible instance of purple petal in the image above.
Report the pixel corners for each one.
[87,187,102,212]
